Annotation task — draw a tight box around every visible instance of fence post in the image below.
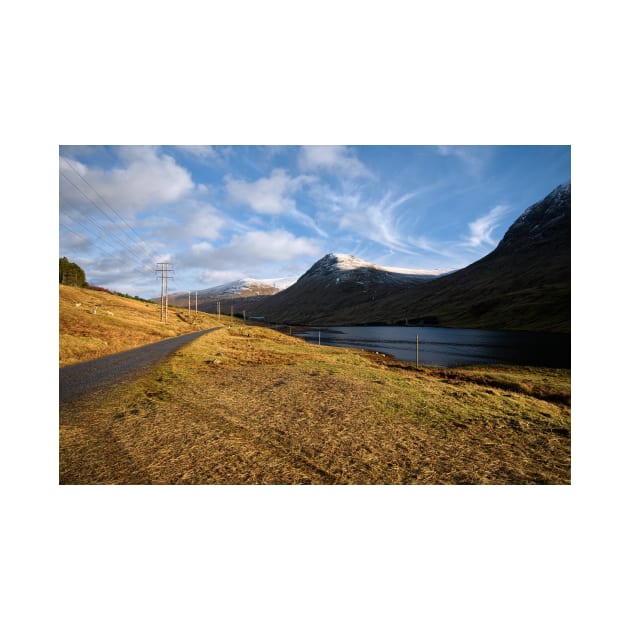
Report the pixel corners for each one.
[416,334,419,368]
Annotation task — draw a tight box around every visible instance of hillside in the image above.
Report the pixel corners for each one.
[252,183,571,333]
[59,285,220,366]
[163,277,292,318]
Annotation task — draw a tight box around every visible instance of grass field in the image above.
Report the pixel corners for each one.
[59,284,221,366]
[59,287,570,484]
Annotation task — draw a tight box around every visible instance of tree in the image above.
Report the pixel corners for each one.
[59,257,87,287]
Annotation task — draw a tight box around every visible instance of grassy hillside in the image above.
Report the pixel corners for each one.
[59,285,222,366]
[59,300,571,484]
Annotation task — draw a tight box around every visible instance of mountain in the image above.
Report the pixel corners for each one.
[169,278,291,302]
[164,278,295,315]
[252,183,571,333]
[250,253,447,324]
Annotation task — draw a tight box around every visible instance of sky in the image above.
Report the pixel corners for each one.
[58,145,570,298]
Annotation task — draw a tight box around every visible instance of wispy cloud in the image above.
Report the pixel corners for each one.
[463,204,509,248]
[225,168,316,215]
[435,145,492,177]
[332,190,418,255]
[410,235,447,256]
[298,146,373,179]
[173,145,220,160]
[224,168,326,236]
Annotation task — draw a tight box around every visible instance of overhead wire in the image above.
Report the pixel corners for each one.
[59,221,118,260]
[58,174,163,274]
[59,198,150,269]
[59,153,177,295]
[59,171,155,268]
[60,155,161,263]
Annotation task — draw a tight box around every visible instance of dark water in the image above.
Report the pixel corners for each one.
[298,326,570,368]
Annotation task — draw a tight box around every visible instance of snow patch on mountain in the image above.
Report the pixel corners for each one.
[512,182,570,229]
[309,253,447,278]
[195,278,291,298]
[496,182,571,252]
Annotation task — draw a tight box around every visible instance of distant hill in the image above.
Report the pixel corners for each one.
[251,183,571,333]
[164,278,295,317]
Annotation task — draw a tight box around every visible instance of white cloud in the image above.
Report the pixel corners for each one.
[298,146,373,179]
[174,145,219,160]
[163,203,226,241]
[180,229,321,271]
[435,146,492,176]
[411,235,447,256]
[225,168,316,215]
[187,208,225,240]
[464,204,509,248]
[199,269,246,285]
[232,230,321,262]
[189,241,214,258]
[59,147,195,214]
[59,227,91,253]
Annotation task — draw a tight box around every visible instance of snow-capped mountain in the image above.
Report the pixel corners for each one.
[301,253,446,284]
[166,277,296,306]
[251,253,446,324]
[495,182,570,254]
[194,277,295,299]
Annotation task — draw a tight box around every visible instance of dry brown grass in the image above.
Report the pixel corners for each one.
[59,285,221,366]
[60,323,571,485]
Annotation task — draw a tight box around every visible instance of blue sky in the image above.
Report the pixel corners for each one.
[59,145,570,298]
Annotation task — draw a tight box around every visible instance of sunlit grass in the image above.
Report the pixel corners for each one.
[60,321,570,485]
[59,285,222,366]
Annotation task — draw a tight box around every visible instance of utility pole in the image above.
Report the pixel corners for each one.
[195,291,198,314]
[155,262,174,322]
[217,300,221,320]
[188,291,191,315]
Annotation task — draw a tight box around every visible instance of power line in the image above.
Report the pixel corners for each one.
[59,172,153,266]
[59,171,157,270]
[59,221,116,259]
[61,156,160,262]
[156,262,174,322]
[60,200,148,267]
[59,155,185,297]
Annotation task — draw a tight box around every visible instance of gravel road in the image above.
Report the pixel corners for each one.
[59,327,220,404]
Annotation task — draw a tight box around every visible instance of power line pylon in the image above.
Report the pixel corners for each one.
[155,262,174,322]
